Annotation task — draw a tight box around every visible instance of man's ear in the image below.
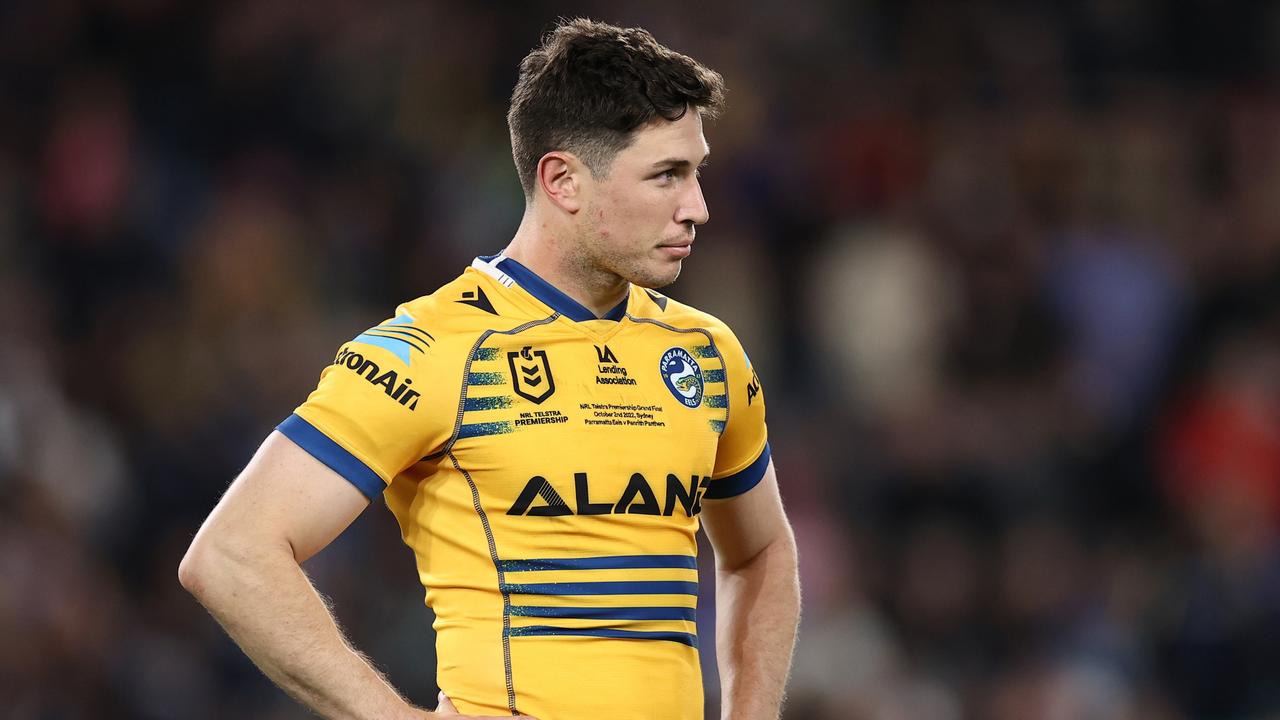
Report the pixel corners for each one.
[536,151,586,213]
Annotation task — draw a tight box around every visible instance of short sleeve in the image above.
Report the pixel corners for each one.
[706,324,770,500]
[278,310,451,500]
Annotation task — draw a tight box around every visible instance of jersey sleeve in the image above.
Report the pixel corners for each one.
[706,323,771,500]
[277,309,454,500]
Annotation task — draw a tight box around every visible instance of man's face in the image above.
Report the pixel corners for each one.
[575,110,710,289]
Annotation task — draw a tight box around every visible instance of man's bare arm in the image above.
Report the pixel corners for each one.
[700,461,800,720]
[178,431,437,719]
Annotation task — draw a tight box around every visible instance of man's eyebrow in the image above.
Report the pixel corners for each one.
[650,151,712,169]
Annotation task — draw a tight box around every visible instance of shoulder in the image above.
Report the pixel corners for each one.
[630,288,746,356]
[383,269,536,350]
[396,272,496,332]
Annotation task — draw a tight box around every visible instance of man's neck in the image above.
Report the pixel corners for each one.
[504,212,629,318]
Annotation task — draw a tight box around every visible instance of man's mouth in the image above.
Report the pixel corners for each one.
[658,241,693,259]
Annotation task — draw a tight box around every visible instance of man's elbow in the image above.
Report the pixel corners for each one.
[178,526,240,602]
[721,529,799,577]
[772,530,800,580]
[178,534,213,599]
[179,522,295,603]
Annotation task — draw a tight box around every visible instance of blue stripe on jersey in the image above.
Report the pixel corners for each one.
[474,347,500,361]
[704,394,728,408]
[352,332,414,364]
[365,327,430,348]
[499,555,697,572]
[704,369,726,383]
[709,419,726,434]
[692,345,717,358]
[508,605,696,622]
[277,414,384,500]
[457,421,514,439]
[463,396,514,411]
[704,442,771,500]
[502,581,698,596]
[507,626,698,647]
[468,372,506,385]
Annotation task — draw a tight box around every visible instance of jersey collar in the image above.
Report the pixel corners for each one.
[473,254,628,322]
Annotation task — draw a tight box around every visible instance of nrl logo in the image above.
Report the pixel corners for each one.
[508,345,555,404]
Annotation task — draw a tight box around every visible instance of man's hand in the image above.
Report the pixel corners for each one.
[433,692,538,719]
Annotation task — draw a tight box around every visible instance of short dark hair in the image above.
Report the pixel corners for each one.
[507,18,726,197]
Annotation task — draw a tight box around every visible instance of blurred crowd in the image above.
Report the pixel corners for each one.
[3,1,1280,718]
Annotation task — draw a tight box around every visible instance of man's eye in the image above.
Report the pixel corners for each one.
[658,169,677,182]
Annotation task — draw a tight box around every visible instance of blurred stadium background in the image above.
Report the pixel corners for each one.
[3,1,1280,718]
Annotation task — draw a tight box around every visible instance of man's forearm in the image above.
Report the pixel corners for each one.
[715,535,801,720]
[180,539,427,720]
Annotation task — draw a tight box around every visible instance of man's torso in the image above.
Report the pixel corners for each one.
[281,256,770,719]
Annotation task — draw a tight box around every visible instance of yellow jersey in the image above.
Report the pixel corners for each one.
[278,254,770,719]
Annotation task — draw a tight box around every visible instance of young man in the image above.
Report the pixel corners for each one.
[180,18,799,720]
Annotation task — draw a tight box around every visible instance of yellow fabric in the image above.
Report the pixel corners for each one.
[289,258,768,719]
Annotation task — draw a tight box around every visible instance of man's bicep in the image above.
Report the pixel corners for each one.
[700,460,792,572]
[202,431,373,564]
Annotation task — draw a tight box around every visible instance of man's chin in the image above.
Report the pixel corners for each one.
[629,262,682,290]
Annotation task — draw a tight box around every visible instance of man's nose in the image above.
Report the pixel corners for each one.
[676,180,709,226]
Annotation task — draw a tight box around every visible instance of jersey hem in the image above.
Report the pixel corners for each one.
[277,414,385,500]
[705,442,771,500]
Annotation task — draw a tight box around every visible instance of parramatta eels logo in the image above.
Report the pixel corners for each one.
[659,347,704,408]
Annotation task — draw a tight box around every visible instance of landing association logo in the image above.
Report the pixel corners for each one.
[659,347,703,408]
